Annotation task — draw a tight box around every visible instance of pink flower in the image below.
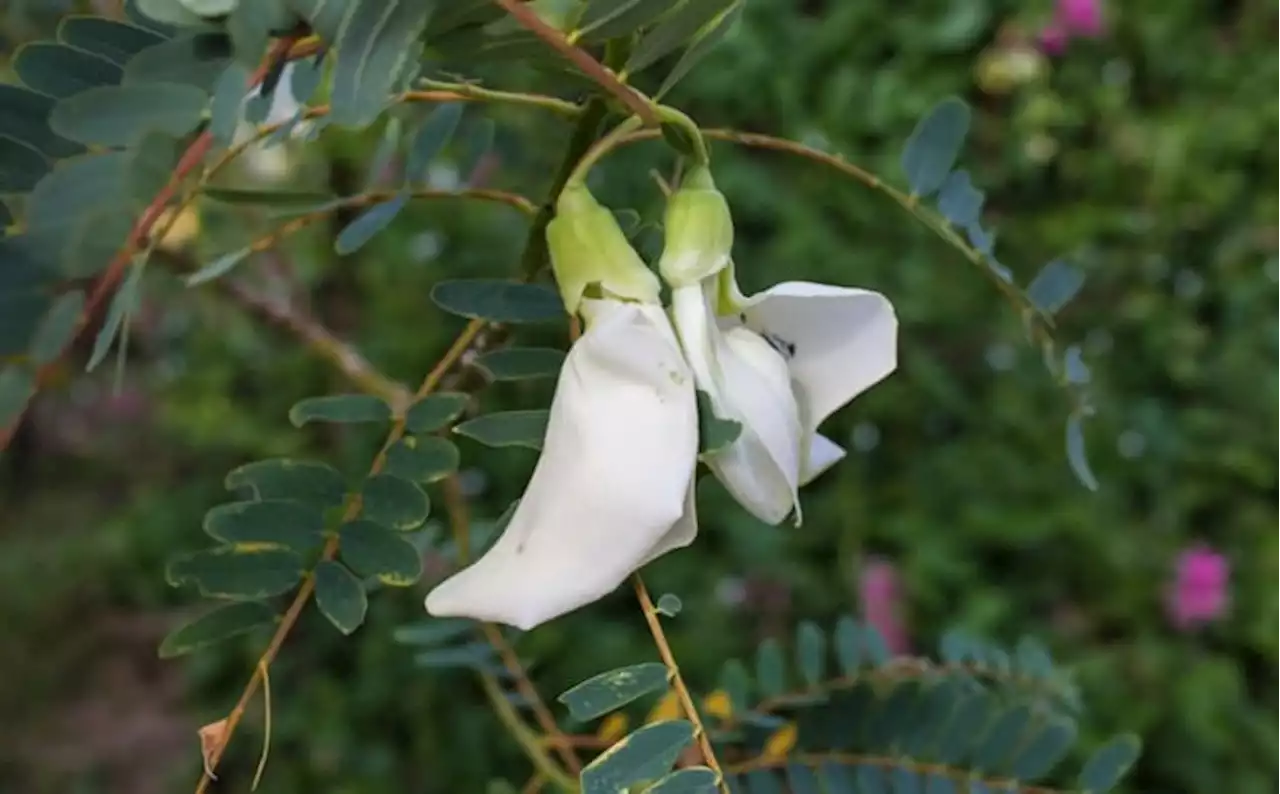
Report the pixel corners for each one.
[858,558,911,655]
[1037,0,1105,55]
[1167,545,1230,631]
[1057,0,1104,36]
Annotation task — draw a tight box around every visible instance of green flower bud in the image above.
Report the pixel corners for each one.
[657,166,734,288]
[546,183,660,316]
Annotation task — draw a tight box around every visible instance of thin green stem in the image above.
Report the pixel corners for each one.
[633,576,729,793]
[479,673,579,792]
[416,79,582,117]
[654,105,711,166]
[565,115,645,187]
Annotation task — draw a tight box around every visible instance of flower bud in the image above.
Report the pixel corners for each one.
[546,183,660,316]
[658,166,734,288]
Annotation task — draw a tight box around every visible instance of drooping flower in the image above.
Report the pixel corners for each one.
[1166,544,1230,632]
[424,186,699,630]
[660,167,898,524]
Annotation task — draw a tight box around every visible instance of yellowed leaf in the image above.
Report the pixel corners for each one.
[702,689,733,721]
[153,205,202,252]
[596,712,630,744]
[198,718,229,779]
[762,722,798,759]
[645,689,681,724]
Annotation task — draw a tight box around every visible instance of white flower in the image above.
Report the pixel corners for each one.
[717,265,898,486]
[660,169,897,524]
[424,187,698,630]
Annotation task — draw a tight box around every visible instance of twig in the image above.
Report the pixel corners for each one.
[194,319,487,792]
[490,0,657,125]
[614,127,1051,331]
[0,37,302,453]
[633,576,729,793]
[440,474,584,775]
[216,278,412,409]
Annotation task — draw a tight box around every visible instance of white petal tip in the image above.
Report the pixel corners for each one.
[801,433,847,485]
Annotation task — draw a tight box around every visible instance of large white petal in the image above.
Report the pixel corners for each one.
[671,285,800,525]
[740,282,897,434]
[424,300,698,630]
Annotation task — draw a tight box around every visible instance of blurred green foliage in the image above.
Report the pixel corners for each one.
[1,1,1275,793]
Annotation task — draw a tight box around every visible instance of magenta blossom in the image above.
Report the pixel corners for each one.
[1038,0,1105,55]
[859,558,911,655]
[1166,545,1230,631]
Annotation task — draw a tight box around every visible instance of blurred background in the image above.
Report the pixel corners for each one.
[0,0,1276,792]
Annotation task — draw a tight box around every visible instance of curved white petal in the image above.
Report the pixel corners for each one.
[739,281,897,434]
[671,284,800,525]
[801,433,846,485]
[425,300,697,630]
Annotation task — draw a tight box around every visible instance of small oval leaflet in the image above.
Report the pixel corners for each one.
[185,246,252,286]
[833,614,861,673]
[743,770,784,794]
[784,764,821,794]
[406,102,463,183]
[973,705,1031,774]
[655,593,682,617]
[385,436,461,483]
[0,367,36,428]
[455,410,549,451]
[1010,719,1077,782]
[641,766,720,793]
[936,169,984,228]
[166,546,305,600]
[558,662,670,722]
[577,0,683,43]
[656,0,745,98]
[158,600,275,658]
[57,17,166,67]
[430,279,566,324]
[717,658,752,714]
[901,96,971,198]
[202,499,325,552]
[754,637,787,699]
[393,617,476,648]
[289,394,392,427]
[339,519,424,586]
[50,82,209,148]
[335,192,410,255]
[1078,734,1141,793]
[922,774,958,794]
[225,458,348,508]
[1066,412,1099,492]
[361,473,430,530]
[795,620,826,688]
[414,641,498,672]
[14,43,124,99]
[0,135,49,193]
[28,290,84,364]
[861,621,892,666]
[1026,260,1085,315]
[626,0,736,75]
[314,560,368,635]
[581,720,696,794]
[405,392,469,433]
[474,347,565,381]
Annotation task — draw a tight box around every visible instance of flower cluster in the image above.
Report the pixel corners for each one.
[426,168,899,630]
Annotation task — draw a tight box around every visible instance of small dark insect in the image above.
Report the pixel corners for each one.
[761,331,797,360]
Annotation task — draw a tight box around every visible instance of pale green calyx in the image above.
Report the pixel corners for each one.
[657,166,734,288]
[545,183,661,316]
